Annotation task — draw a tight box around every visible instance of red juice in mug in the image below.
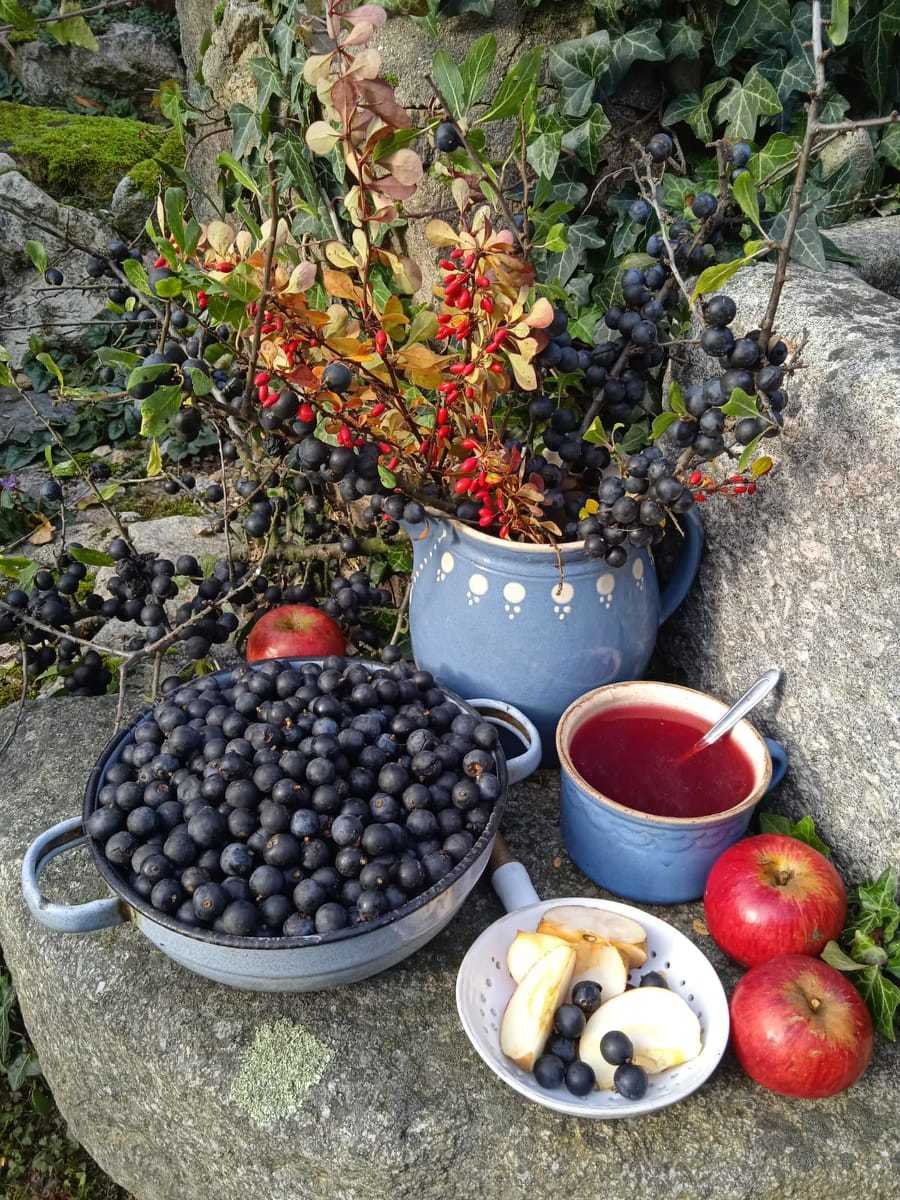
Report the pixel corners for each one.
[569,704,756,819]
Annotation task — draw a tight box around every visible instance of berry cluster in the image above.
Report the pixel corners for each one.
[530,971,667,1099]
[88,656,503,938]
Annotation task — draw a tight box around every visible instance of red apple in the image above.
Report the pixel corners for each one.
[704,834,846,967]
[730,954,873,1098]
[246,604,346,663]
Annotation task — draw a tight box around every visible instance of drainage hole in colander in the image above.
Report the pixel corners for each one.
[479,992,486,1003]
[664,960,671,968]
[490,1007,496,1017]
[650,949,657,958]
[485,977,493,987]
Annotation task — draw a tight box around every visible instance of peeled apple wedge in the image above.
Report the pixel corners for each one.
[570,941,628,1000]
[579,987,702,1090]
[500,944,576,1072]
[507,931,570,984]
[538,905,649,969]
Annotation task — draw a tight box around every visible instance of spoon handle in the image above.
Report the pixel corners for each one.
[696,668,782,750]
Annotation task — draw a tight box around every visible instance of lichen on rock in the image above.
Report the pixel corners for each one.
[229,1019,333,1127]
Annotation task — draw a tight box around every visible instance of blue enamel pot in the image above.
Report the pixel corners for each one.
[556,681,789,904]
[20,660,541,991]
[406,510,703,757]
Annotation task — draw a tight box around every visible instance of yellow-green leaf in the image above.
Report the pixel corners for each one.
[147,439,163,477]
[404,310,438,347]
[692,257,748,301]
[829,0,849,46]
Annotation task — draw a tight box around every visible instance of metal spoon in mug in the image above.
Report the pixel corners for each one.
[680,668,782,761]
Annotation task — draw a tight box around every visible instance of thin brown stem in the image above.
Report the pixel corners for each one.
[0,0,134,33]
[242,162,280,412]
[0,645,30,763]
[428,75,527,254]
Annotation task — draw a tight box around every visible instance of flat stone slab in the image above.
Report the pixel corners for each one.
[0,695,896,1200]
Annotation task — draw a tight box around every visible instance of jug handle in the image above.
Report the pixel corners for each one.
[658,508,704,625]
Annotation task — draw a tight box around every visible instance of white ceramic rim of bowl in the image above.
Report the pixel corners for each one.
[456,896,730,1119]
[556,680,773,827]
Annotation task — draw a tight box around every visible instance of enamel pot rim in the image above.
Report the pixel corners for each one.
[556,679,773,828]
[83,658,510,952]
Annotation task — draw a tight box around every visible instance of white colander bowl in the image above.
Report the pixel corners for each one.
[456,889,730,1118]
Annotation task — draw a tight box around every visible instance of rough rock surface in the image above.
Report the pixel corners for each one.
[12,22,183,121]
[0,695,897,1200]
[827,214,900,298]
[0,156,110,365]
[660,258,900,881]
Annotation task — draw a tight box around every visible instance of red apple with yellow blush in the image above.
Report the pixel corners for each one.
[246,604,346,663]
[703,833,847,967]
[730,954,873,1098]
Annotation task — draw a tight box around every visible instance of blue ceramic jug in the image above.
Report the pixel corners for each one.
[407,510,703,753]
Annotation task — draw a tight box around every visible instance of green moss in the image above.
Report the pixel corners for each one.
[127,126,186,197]
[0,102,174,203]
[129,492,200,519]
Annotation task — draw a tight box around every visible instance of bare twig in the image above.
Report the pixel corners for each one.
[216,424,234,578]
[816,111,898,132]
[389,578,412,645]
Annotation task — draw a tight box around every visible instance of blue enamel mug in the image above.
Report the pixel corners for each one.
[557,681,788,904]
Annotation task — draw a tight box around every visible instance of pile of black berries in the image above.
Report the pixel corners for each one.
[88,657,503,938]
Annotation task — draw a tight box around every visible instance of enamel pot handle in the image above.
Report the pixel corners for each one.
[658,508,704,625]
[466,699,542,786]
[21,816,127,934]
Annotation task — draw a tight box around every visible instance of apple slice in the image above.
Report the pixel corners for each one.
[500,944,576,1072]
[570,941,628,1000]
[579,987,702,1090]
[507,931,570,984]
[538,905,649,969]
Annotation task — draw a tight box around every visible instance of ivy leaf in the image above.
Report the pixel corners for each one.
[777,54,815,102]
[459,33,496,113]
[479,48,541,122]
[818,88,851,125]
[750,133,798,181]
[856,966,900,1040]
[662,79,731,143]
[548,32,611,118]
[555,216,605,286]
[850,929,889,968]
[732,172,760,228]
[692,257,749,301]
[250,54,284,110]
[721,387,760,419]
[25,240,48,274]
[847,1,900,108]
[829,0,850,46]
[661,19,704,61]
[822,940,867,972]
[527,130,563,180]
[717,67,782,141]
[851,868,900,941]
[561,105,610,173]
[878,124,900,170]
[432,49,466,121]
[769,205,825,271]
[229,104,262,161]
[139,384,182,437]
[759,812,833,856]
[712,0,791,67]
[595,21,664,99]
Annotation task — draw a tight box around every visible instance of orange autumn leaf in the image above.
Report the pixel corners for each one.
[322,268,364,302]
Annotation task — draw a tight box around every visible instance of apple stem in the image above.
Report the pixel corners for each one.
[809,996,822,1013]
[775,869,793,886]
